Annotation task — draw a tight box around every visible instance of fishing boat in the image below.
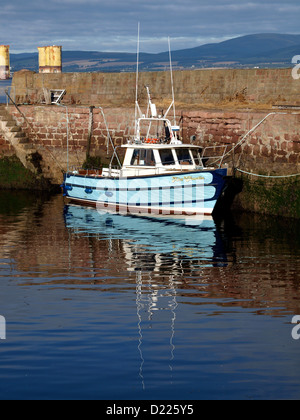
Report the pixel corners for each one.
[62,36,229,217]
[62,85,229,216]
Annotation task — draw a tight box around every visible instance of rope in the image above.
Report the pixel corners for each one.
[206,112,300,180]
[235,168,300,179]
[207,112,290,166]
[98,107,122,168]
[223,112,281,161]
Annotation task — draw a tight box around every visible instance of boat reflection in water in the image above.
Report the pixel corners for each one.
[63,204,227,270]
[63,204,228,389]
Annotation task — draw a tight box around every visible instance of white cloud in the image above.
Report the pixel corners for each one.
[1,0,300,53]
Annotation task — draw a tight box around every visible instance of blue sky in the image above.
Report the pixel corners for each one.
[2,0,300,53]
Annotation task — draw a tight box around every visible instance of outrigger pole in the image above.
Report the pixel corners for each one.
[168,37,176,127]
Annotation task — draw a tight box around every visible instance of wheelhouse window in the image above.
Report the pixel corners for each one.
[176,148,193,165]
[159,149,175,166]
[130,149,155,166]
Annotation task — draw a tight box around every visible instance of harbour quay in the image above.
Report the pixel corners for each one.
[0,67,299,218]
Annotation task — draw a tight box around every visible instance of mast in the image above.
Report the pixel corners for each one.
[134,22,140,140]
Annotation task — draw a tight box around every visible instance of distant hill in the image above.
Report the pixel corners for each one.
[10,33,300,73]
[166,34,300,66]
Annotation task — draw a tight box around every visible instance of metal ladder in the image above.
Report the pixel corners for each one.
[50,89,66,104]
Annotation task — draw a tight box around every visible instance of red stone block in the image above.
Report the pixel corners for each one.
[288,154,299,164]
[42,140,52,146]
[292,142,300,153]
[261,146,270,157]
[250,137,258,145]
[253,144,261,155]
[52,140,62,146]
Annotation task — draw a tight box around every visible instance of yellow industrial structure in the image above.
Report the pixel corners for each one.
[0,45,10,80]
[38,46,62,73]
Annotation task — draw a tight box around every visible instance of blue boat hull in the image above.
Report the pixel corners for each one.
[62,169,228,216]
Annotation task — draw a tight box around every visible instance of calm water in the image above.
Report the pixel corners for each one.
[0,190,300,400]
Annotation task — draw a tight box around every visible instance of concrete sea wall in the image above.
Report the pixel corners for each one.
[11,68,300,108]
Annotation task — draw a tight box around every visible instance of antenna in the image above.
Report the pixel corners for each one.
[168,37,176,126]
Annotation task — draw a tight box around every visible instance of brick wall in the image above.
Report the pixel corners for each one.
[1,103,299,217]
[8,67,299,178]
[1,104,299,178]
[181,109,300,175]
[3,105,137,173]
[7,104,134,149]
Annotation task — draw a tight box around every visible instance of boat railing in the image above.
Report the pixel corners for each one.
[120,164,202,177]
[201,145,228,168]
[103,166,122,178]
[68,166,103,176]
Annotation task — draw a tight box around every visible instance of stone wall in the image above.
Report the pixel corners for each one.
[0,132,13,156]
[12,67,300,108]
[2,66,300,217]
[181,109,300,175]
[1,104,298,180]
[4,105,136,174]
[8,67,300,179]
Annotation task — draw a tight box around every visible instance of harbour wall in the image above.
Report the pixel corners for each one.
[0,67,299,217]
[10,68,300,107]
[0,103,299,217]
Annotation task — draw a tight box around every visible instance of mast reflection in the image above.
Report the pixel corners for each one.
[135,270,178,389]
[64,204,227,389]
